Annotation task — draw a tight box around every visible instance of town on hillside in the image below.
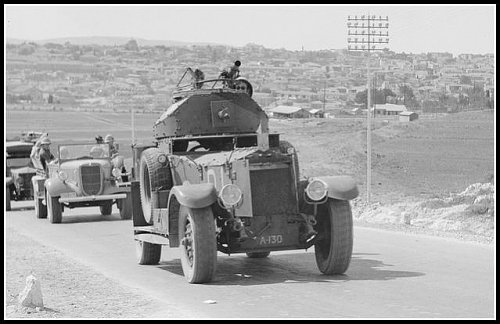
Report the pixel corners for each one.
[6,39,495,118]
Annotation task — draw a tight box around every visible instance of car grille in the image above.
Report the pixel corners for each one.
[249,164,297,216]
[80,164,102,195]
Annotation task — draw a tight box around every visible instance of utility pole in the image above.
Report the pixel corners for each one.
[323,78,327,115]
[347,14,389,204]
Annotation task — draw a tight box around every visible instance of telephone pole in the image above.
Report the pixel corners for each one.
[347,14,389,204]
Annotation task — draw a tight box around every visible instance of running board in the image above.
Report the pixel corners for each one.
[134,233,170,245]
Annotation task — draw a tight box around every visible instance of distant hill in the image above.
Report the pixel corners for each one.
[6,36,228,47]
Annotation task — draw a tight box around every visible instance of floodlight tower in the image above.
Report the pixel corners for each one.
[347,14,389,204]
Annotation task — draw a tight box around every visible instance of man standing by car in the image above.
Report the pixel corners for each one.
[31,136,55,177]
[104,134,118,157]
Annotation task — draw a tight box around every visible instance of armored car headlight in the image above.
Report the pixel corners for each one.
[58,171,68,181]
[219,184,243,208]
[305,179,328,202]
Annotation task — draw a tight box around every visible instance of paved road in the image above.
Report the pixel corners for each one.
[5,201,495,318]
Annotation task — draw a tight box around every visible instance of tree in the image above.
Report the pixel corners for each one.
[124,39,139,51]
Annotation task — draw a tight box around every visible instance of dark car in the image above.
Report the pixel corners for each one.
[6,139,38,210]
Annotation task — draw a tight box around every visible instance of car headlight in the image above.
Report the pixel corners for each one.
[219,184,242,208]
[112,167,121,178]
[305,179,328,202]
[58,171,68,181]
[157,154,167,164]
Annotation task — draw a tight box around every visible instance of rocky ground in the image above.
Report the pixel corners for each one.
[4,230,184,319]
[352,182,495,245]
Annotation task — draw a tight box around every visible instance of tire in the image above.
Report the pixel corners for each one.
[6,186,11,211]
[35,198,47,219]
[47,192,62,224]
[279,140,300,180]
[100,200,113,216]
[246,251,271,258]
[135,240,161,265]
[314,198,353,275]
[139,148,172,224]
[179,205,217,284]
[119,194,132,220]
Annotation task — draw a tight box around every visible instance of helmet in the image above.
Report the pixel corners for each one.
[104,134,114,143]
[40,137,51,145]
[234,60,241,67]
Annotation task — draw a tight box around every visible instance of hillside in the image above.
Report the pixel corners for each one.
[6,36,225,47]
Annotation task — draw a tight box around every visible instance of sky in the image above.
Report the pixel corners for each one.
[4,4,496,56]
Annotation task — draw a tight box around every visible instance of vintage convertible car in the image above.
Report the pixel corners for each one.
[32,143,132,223]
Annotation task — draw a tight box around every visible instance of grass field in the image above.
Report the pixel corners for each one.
[5,109,495,205]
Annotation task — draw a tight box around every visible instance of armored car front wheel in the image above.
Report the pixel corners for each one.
[314,198,353,275]
[179,205,217,284]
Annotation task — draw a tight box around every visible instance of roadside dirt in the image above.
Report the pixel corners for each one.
[4,229,184,319]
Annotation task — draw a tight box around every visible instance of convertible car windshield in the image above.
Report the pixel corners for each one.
[59,144,110,160]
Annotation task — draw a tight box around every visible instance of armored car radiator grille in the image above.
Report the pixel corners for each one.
[80,165,102,195]
[249,164,296,216]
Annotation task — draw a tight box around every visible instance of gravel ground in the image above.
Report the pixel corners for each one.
[4,229,184,319]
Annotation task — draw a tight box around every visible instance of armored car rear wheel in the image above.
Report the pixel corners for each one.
[314,198,353,275]
[139,148,173,224]
[47,192,62,224]
[135,240,161,265]
[179,205,217,284]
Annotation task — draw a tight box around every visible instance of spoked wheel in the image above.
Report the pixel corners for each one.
[314,198,353,275]
[135,240,161,265]
[179,205,217,284]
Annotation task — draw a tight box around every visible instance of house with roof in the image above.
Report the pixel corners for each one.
[374,103,407,116]
[268,105,311,118]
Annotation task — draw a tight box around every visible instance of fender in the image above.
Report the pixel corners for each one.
[313,175,359,201]
[45,178,81,197]
[168,182,217,209]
